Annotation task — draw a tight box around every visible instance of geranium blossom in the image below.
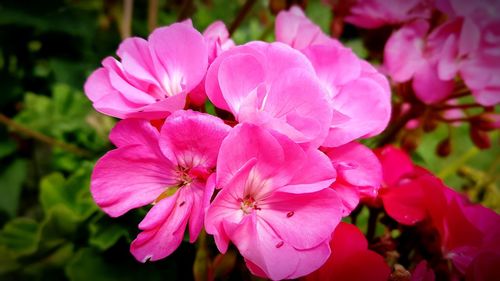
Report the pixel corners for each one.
[91,110,230,261]
[205,124,342,280]
[84,23,208,119]
[276,6,392,146]
[205,41,333,147]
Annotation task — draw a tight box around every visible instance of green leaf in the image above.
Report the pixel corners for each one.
[88,218,129,251]
[39,163,97,219]
[0,217,40,257]
[0,138,17,158]
[0,245,20,274]
[0,159,27,217]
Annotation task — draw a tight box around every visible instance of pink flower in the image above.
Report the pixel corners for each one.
[324,142,383,215]
[384,20,455,104]
[205,41,333,147]
[303,222,391,281]
[275,6,341,50]
[84,23,208,119]
[189,21,235,106]
[203,21,235,63]
[275,7,391,146]
[205,124,342,280]
[341,0,432,29]
[303,45,392,146]
[90,110,231,261]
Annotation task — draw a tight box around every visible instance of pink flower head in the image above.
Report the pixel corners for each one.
[303,45,392,146]
[275,7,391,146]
[90,110,231,262]
[203,21,235,63]
[275,6,341,50]
[205,124,342,280]
[205,41,333,147]
[84,23,208,119]
[303,222,391,281]
[384,20,455,104]
[341,0,433,29]
[324,142,383,215]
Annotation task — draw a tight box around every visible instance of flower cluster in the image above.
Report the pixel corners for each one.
[325,0,499,153]
[84,8,392,280]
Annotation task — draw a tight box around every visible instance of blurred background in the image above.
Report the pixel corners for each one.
[0,0,497,280]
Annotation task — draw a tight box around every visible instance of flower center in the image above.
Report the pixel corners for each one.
[239,196,261,214]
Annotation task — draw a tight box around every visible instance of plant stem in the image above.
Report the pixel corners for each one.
[376,104,422,147]
[177,0,194,21]
[147,0,159,32]
[0,113,91,157]
[229,0,257,35]
[366,207,381,242]
[121,0,133,39]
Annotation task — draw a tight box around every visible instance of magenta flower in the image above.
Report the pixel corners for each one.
[84,23,208,119]
[205,41,333,147]
[203,20,235,63]
[303,222,390,281]
[90,110,231,261]
[205,124,342,280]
[275,7,392,146]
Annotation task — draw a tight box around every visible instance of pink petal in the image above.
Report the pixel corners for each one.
[91,145,176,217]
[325,142,382,197]
[259,68,332,145]
[302,44,362,94]
[275,6,336,50]
[130,189,192,262]
[217,54,265,113]
[282,149,336,194]
[117,37,159,88]
[384,20,428,82]
[158,110,231,167]
[330,182,360,216]
[92,91,142,119]
[413,60,454,104]
[109,119,160,148]
[258,188,342,250]
[148,23,208,95]
[323,77,391,147]
[216,123,304,189]
[84,67,114,102]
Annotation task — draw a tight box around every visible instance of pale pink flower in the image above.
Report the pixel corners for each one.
[275,6,341,50]
[303,222,390,281]
[84,23,208,119]
[341,0,433,29]
[384,20,455,104]
[275,7,392,146]
[205,124,342,280]
[324,142,382,215]
[205,41,333,147]
[90,110,231,262]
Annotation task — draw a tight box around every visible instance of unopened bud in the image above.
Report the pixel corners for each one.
[472,113,500,131]
[470,127,491,149]
[436,137,452,157]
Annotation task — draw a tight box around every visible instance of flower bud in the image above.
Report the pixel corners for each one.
[470,127,491,150]
[436,137,452,157]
